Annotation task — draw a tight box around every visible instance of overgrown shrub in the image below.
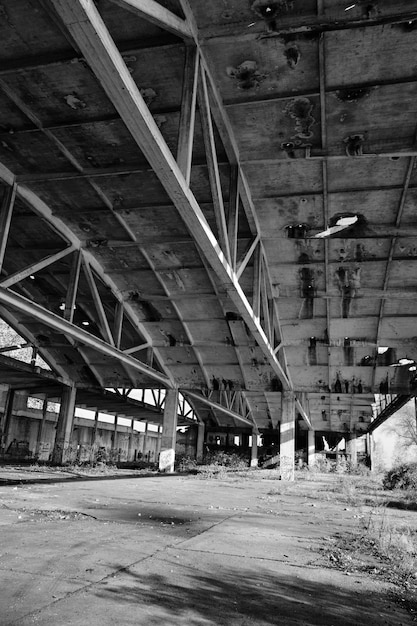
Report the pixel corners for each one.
[176,455,198,472]
[310,455,334,473]
[308,455,370,476]
[334,457,350,474]
[201,450,249,470]
[175,451,249,475]
[360,506,417,579]
[383,462,417,490]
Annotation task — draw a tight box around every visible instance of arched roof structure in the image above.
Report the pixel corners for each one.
[1,0,417,434]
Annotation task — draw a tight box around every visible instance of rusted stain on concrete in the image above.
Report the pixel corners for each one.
[284,42,301,68]
[64,93,87,110]
[335,266,361,318]
[226,60,266,90]
[284,97,315,141]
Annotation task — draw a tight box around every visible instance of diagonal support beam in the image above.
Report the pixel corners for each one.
[0,245,75,288]
[227,165,239,271]
[261,260,272,344]
[82,255,115,346]
[108,0,192,40]
[113,301,124,349]
[0,184,16,273]
[0,161,174,388]
[197,65,232,265]
[64,250,82,323]
[0,342,31,353]
[236,235,260,281]
[0,287,173,388]
[50,0,291,391]
[180,1,288,361]
[295,397,313,431]
[252,245,261,320]
[123,342,150,355]
[176,46,199,184]
[184,390,254,427]
[82,255,141,387]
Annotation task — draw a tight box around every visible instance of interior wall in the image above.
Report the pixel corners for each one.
[0,394,162,464]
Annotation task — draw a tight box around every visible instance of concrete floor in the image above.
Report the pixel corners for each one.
[0,469,414,625]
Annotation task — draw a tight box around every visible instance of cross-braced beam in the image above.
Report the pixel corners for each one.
[184,390,255,427]
[0,158,177,388]
[0,246,75,289]
[0,287,173,388]
[49,0,292,391]
[0,184,16,273]
[108,0,192,40]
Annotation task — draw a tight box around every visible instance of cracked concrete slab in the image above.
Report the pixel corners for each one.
[0,473,415,625]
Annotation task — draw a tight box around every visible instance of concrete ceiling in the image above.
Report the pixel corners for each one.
[0,0,416,433]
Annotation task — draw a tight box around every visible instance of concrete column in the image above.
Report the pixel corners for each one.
[142,422,149,459]
[159,389,179,472]
[250,430,258,468]
[366,433,373,471]
[307,429,316,467]
[241,433,249,448]
[35,395,49,458]
[156,425,162,458]
[346,432,358,466]
[196,422,205,462]
[280,391,295,481]
[51,386,77,465]
[90,409,99,463]
[0,387,15,452]
[112,414,118,458]
[128,419,135,461]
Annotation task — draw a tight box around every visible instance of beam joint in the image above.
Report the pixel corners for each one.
[108,0,193,40]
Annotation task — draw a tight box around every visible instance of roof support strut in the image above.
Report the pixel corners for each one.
[0,287,173,388]
[108,0,192,40]
[49,0,291,391]
[0,184,16,274]
[184,390,254,427]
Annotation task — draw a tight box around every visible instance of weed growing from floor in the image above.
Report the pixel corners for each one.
[178,451,250,479]
[360,505,417,578]
[317,471,417,590]
[383,462,417,491]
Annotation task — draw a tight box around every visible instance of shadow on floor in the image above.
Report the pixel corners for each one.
[0,471,181,487]
[92,562,409,626]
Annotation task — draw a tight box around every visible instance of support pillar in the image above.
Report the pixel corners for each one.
[143,422,149,459]
[128,419,135,461]
[112,414,118,461]
[90,409,99,464]
[196,422,205,462]
[0,387,15,453]
[250,430,258,468]
[280,391,295,481]
[346,432,358,467]
[241,433,249,448]
[366,432,373,471]
[159,389,179,472]
[156,425,162,458]
[307,429,316,467]
[51,386,76,465]
[35,395,49,459]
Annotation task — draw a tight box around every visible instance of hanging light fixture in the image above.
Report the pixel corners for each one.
[315,215,359,238]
